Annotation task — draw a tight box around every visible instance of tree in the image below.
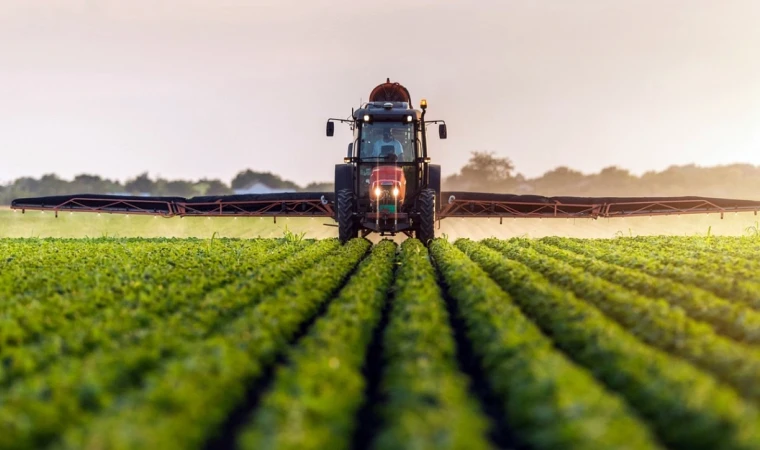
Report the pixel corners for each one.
[231,169,299,191]
[591,166,636,196]
[71,174,122,194]
[302,181,334,192]
[445,151,516,191]
[10,177,40,193]
[533,166,587,195]
[196,178,233,196]
[124,172,154,194]
[35,174,70,196]
[164,180,196,197]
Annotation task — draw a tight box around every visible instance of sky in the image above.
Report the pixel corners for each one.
[1,0,759,185]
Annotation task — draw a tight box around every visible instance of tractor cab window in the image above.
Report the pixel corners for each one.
[359,123,415,162]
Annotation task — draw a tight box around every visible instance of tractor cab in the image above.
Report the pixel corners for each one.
[351,103,421,216]
[326,80,447,243]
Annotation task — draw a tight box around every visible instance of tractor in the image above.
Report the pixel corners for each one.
[326,79,447,243]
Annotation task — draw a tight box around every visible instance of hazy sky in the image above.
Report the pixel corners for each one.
[2,0,759,185]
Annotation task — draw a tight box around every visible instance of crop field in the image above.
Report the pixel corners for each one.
[2,235,760,449]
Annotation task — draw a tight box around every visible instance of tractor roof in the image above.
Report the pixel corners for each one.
[353,101,423,121]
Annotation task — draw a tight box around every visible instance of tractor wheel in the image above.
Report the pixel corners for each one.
[337,189,358,243]
[416,188,436,245]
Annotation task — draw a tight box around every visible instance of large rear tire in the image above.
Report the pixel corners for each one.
[416,188,436,245]
[337,189,358,243]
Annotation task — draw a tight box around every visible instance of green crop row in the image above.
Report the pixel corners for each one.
[0,239,279,348]
[532,237,760,345]
[429,239,661,450]
[371,239,492,450]
[0,239,304,385]
[483,238,760,403]
[1,239,246,343]
[657,236,760,258]
[0,239,333,389]
[602,237,760,281]
[237,239,397,450]
[55,237,371,450]
[457,239,760,450]
[547,237,760,310]
[0,238,343,450]
[1,238,277,315]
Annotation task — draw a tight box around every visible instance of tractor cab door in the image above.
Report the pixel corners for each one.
[356,121,419,207]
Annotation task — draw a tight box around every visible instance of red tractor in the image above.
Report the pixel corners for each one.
[326,79,447,243]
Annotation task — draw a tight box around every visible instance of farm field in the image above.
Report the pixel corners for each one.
[2,235,760,449]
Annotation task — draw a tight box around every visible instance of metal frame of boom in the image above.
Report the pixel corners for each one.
[11,195,759,222]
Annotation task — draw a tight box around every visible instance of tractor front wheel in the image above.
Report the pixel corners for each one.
[337,189,358,243]
[416,188,436,245]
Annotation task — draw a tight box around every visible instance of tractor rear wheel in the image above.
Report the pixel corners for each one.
[337,189,358,243]
[416,188,436,245]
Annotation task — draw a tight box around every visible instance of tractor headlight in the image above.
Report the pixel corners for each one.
[392,187,400,197]
[374,187,382,197]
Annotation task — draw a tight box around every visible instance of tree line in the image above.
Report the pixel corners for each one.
[2,152,759,204]
[444,152,760,200]
[0,170,333,204]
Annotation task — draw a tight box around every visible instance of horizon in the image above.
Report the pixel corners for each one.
[2,1,759,184]
[3,159,760,187]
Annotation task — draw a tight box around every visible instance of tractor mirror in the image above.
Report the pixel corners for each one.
[347,143,353,158]
[326,121,335,137]
[438,123,447,139]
